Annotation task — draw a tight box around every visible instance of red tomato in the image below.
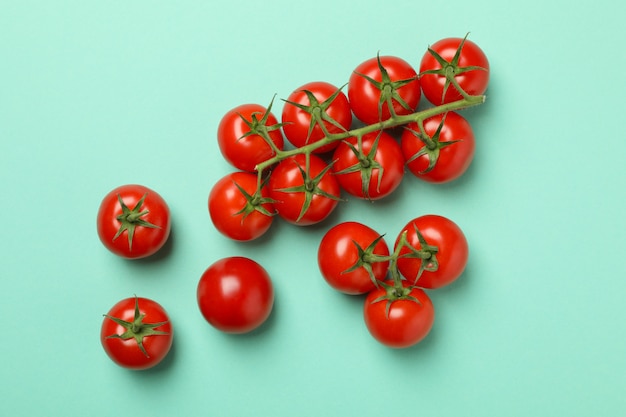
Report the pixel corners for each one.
[318,221,390,295]
[281,81,352,153]
[332,130,405,200]
[363,281,435,348]
[208,171,275,241]
[395,215,468,289]
[268,153,341,226]
[217,103,285,172]
[348,55,420,125]
[101,296,173,370]
[401,111,475,183]
[197,257,274,334]
[419,36,489,105]
[97,184,171,259]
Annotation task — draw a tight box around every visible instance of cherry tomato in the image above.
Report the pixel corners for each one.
[208,171,275,241]
[217,103,284,172]
[197,256,274,334]
[348,55,420,125]
[281,81,352,153]
[395,215,468,289]
[318,221,390,295]
[401,111,475,183]
[268,153,341,226]
[363,281,435,348]
[419,36,489,105]
[97,184,171,259]
[101,296,173,370]
[332,130,405,200]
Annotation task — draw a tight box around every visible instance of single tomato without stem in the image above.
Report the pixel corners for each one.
[101,296,173,370]
[197,257,274,334]
[97,184,171,259]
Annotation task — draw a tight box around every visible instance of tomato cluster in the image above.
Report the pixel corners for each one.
[318,215,468,348]
[210,35,489,241]
[95,33,490,368]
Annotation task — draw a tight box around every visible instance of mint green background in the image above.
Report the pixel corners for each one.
[1,1,625,416]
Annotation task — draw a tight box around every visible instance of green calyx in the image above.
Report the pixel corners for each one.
[113,193,160,250]
[282,85,349,143]
[232,177,277,219]
[104,297,169,358]
[420,33,488,102]
[333,132,385,200]
[400,225,439,283]
[275,155,343,223]
[370,280,422,318]
[342,233,389,287]
[354,53,418,120]
[404,113,461,174]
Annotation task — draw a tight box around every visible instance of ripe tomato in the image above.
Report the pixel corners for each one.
[348,55,420,125]
[101,296,173,370]
[217,103,284,172]
[268,153,341,226]
[197,257,274,334]
[97,184,171,259]
[395,215,468,289]
[332,130,405,200]
[419,36,489,105]
[281,81,352,153]
[401,111,475,183]
[318,221,390,295]
[363,281,435,348]
[208,171,275,241]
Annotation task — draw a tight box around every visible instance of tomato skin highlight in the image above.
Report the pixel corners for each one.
[100,297,173,370]
[96,184,171,259]
[281,81,352,153]
[419,37,489,105]
[348,55,420,125]
[363,282,435,349]
[197,257,274,334]
[332,130,405,200]
[217,103,284,172]
[395,215,468,289]
[208,171,274,241]
[268,153,341,226]
[318,221,390,295]
[401,111,475,183]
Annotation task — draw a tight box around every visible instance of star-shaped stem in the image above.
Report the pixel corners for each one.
[341,234,389,288]
[404,113,462,173]
[354,53,418,121]
[232,176,277,220]
[333,132,385,199]
[369,280,422,319]
[104,297,170,358]
[113,193,160,251]
[237,95,285,155]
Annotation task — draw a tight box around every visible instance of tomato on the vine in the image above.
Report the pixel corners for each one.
[197,256,274,334]
[395,214,468,289]
[208,171,275,241]
[348,55,420,125]
[101,296,173,370]
[97,184,171,259]
[332,130,405,200]
[217,103,284,172]
[401,111,475,183]
[268,153,341,226]
[318,221,390,295]
[363,281,435,348]
[419,36,489,105]
[281,81,352,153]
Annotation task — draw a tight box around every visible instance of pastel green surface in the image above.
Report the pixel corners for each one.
[1,1,625,416]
